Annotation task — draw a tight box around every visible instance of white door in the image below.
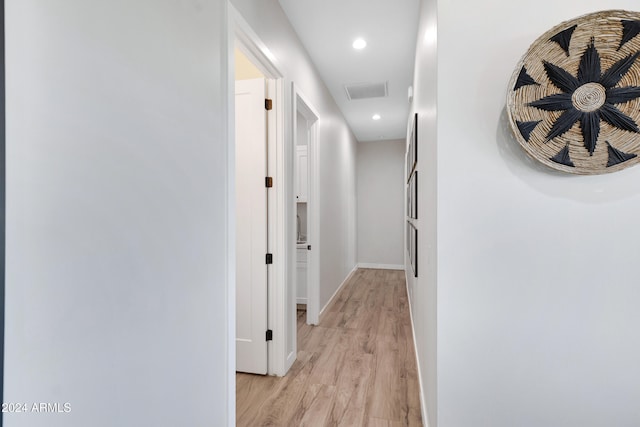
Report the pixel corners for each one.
[236,78,268,374]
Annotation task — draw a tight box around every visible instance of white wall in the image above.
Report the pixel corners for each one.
[5,1,230,426]
[410,0,640,426]
[357,140,405,268]
[408,1,438,425]
[230,0,358,310]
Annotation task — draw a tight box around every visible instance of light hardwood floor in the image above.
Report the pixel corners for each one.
[236,268,423,426]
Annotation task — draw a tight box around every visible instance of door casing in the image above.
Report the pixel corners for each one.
[292,85,320,326]
[227,2,294,389]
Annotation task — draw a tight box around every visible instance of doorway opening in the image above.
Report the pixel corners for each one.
[292,85,320,326]
[228,3,293,380]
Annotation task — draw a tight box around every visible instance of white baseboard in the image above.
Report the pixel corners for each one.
[405,269,429,427]
[296,297,308,305]
[318,265,358,323]
[357,263,404,271]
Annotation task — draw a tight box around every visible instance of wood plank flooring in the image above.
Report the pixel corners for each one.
[236,268,423,426]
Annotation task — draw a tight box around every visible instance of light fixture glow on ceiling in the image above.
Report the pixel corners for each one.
[372,114,381,120]
[352,38,367,49]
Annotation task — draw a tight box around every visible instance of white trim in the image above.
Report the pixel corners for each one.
[267,77,287,377]
[292,84,321,326]
[296,297,308,305]
[318,266,358,324]
[230,6,283,78]
[228,3,290,379]
[224,3,235,425]
[357,263,404,270]
[405,268,430,427]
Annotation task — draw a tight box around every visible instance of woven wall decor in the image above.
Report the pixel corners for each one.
[507,10,640,174]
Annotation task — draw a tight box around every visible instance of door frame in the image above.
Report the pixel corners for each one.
[292,84,320,325]
[0,2,5,424]
[227,3,293,382]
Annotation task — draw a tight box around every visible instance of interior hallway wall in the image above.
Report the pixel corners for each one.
[4,1,231,426]
[411,0,640,426]
[230,0,359,310]
[408,0,438,425]
[357,139,405,268]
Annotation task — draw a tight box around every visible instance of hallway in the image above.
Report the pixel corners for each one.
[236,268,422,426]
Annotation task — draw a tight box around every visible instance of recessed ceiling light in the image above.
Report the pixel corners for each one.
[372,114,381,120]
[353,38,367,49]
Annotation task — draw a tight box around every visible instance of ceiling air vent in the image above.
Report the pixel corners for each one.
[344,82,388,101]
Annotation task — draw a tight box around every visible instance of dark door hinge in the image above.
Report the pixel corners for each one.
[265,98,273,111]
[265,176,273,188]
[307,245,311,251]
[266,253,273,264]
[266,329,273,341]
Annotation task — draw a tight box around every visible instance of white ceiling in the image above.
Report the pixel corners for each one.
[278,0,420,142]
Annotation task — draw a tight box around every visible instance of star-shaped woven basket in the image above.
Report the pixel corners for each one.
[507,10,640,174]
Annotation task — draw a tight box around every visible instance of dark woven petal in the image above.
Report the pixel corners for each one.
[606,86,640,104]
[529,93,573,111]
[599,104,640,133]
[514,67,539,90]
[546,108,581,141]
[619,20,640,50]
[577,39,601,83]
[550,144,575,167]
[607,142,638,166]
[580,112,600,155]
[543,61,580,92]
[516,120,542,141]
[600,52,640,88]
[549,25,577,56]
